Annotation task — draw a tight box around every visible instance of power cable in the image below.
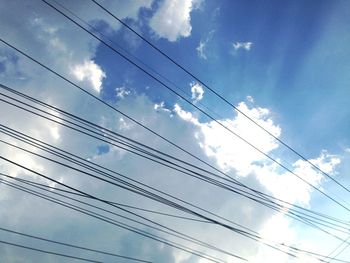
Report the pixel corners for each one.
[1,95,349,236]
[90,0,350,194]
[2,176,347,263]
[0,175,236,262]
[0,149,345,262]
[0,177,229,263]
[0,227,153,263]
[0,240,103,263]
[38,0,350,212]
[1,84,349,231]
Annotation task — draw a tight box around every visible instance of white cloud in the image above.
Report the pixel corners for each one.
[233,41,253,51]
[247,95,254,103]
[196,30,214,59]
[255,151,340,206]
[72,60,106,93]
[149,0,202,41]
[173,103,199,124]
[154,101,172,113]
[116,86,132,99]
[190,82,204,103]
[175,102,280,176]
[173,101,343,208]
[196,40,207,59]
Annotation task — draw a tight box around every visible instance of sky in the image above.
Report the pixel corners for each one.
[0,0,350,262]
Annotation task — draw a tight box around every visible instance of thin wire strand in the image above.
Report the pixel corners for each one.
[90,0,350,194]
[38,0,350,212]
[0,227,153,263]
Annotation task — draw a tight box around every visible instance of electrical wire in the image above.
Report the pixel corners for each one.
[0,240,103,263]
[0,177,230,263]
[0,227,153,263]
[89,0,350,194]
[1,80,347,235]
[37,0,350,213]
[0,145,347,262]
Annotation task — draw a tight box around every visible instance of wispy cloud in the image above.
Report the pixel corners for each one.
[196,30,215,59]
[196,40,207,59]
[233,41,253,51]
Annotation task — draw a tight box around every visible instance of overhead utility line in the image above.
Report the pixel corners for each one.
[89,0,350,194]
[6,0,350,213]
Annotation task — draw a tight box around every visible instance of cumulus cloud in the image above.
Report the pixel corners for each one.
[190,82,204,103]
[149,0,202,41]
[254,151,341,206]
[174,101,280,176]
[72,60,106,93]
[233,41,253,51]
[173,100,342,209]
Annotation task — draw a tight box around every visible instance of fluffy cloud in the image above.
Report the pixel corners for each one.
[173,100,342,208]
[255,151,340,206]
[149,0,202,41]
[72,60,106,93]
[190,82,204,103]
[174,101,280,176]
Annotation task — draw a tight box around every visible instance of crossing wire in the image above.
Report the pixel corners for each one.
[1,91,349,236]
[0,159,349,263]
[0,240,103,263]
[0,175,234,262]
[1,34,349,230]
[90,0,350,194]
[1,98,349,236]
[38,0,350,213]
[0,138,347,262]
[0,176,230,263]
[1,83,349,230]
[0,227,153,263]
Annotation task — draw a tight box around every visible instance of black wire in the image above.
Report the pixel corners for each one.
[0,171,339,263]
[0,146,344,262]
[1,98,349,242]
[2,178,347,263]
[1,83,349,228]
[0,172,209,223]
[38,0,350,213]
[0,179,228,263]
[1,34,348,237]
[326,235,350,263]
[89,0,350,195]
[0,227,153,263]
[0,240,103,263]
[2,119,345,239]
[51,0,224,122]
[1,87,350,234]
[0,175,235,262]
[0,155,252,261]
[0,120,264,235]
[0,2,348,262]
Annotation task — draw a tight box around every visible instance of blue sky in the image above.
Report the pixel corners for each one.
[94,0,350,154]
[1,0,350,262]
